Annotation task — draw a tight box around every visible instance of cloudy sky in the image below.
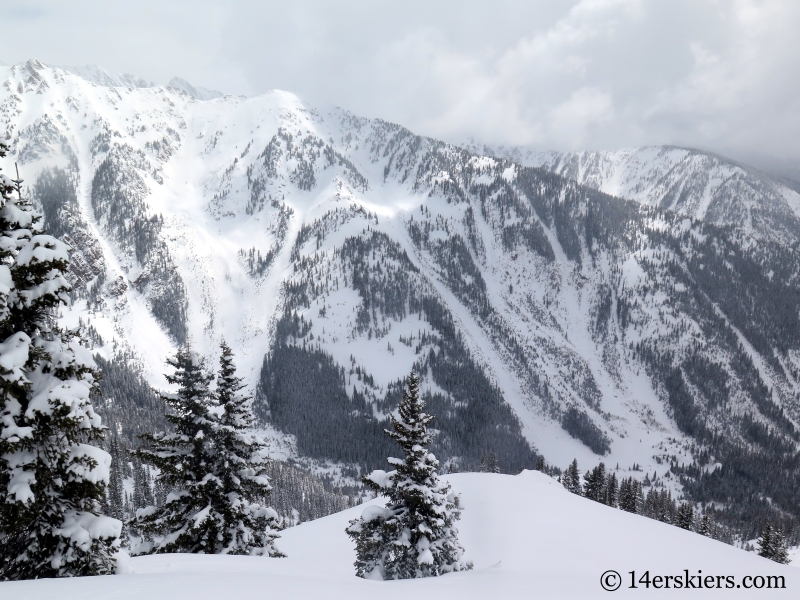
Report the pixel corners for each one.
[3,0,800,171]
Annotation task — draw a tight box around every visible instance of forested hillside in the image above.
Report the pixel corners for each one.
[2,59,799,536]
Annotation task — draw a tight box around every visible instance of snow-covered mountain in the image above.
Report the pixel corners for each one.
[2,59,800,529]
[5,472,798,599]
[465,143,800,246]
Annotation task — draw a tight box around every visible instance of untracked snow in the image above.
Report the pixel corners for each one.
[1,472,797,598]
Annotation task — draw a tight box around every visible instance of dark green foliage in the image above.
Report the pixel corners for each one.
[583,463,607,502]
[618,477,642,513]
[563,459,582,495]
[0,145,119,579]
[133,348,218,553]
[604,472,618,508]
[675,502,695,530]
[695,511,713,537]
[93,353,166,448]
[264,461,356,524]
[420,295,536,472]
[239,246,278,277]
[257,230,535,473]
[561,408,610,455]
[133,346,282,556]
[757,524,789,564]
[346,372,470,579]
[479,452,500,473]
[257,324,396,468]
[33,166,77,240]
[642,488,676,524]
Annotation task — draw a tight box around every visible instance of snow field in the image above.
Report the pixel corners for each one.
[3,471,797,599]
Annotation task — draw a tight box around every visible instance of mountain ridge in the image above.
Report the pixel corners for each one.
[2,59,800,532]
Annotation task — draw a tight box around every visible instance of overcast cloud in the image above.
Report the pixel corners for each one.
[2,0,800,168]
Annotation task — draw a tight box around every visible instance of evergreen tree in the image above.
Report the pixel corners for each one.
[0,147,120,579]
[696,511,713,537]
[132,459,154,511]
[563,459,582,495]
[757,524,789,564]
[346,371,471,579]
[675,502,695,530]
[106,438,125,523]
[210,340,282,555]
[133,344,282,556]
[105,438,126,544]
[132,347,219,553]
[618,477,641,513]
[642,488,675,523]
[479,451,500,473]
[583,463,607,503]
[604,472,618,507]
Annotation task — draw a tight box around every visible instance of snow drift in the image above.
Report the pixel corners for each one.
[1,471,797,599]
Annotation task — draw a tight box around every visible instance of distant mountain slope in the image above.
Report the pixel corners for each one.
[5,472,798,599]
[466,144,800,246]
[2,59,800,529]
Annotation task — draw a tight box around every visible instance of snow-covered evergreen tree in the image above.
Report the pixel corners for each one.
[132,344,282,556]
[757,524,789,564]
[210,340,282,555]
[696,511,713,537]
[478,451,500,473]
[346,371,471,580]
[675,502,695,530]
[0,147,120,579]
[563,459,582,495]
[131,347,218,553]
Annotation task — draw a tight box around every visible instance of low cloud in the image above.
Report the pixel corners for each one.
[3,0,799,163]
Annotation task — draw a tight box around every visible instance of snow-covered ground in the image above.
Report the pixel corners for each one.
[3,472,796,599]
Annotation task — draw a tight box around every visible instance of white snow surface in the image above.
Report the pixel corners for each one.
[2,472,797,598]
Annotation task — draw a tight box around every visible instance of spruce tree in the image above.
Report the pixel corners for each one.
[210,340,282,555]
[132,347,219,553]
[563,459,582,495]
[105,438,126,542]
[618,477,640,513]
[696,511,713,537]
[346,371,471,579]
[133,344,282,556]
[757,524,789,564]
[583,463,606,502]
[604,472,618,507]
[0,148,120,579]
[675,502,694,530]
[479,451,500,473]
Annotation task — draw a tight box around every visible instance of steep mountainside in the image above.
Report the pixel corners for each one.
[2,60,800,529]
[465,144,800,246]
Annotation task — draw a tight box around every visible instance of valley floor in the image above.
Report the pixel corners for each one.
[3,472,798,599]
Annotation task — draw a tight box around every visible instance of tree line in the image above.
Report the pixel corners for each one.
[559,458,791,564]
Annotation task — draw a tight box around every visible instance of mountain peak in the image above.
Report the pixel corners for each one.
[56,63,154,88]
[167,76,224,101]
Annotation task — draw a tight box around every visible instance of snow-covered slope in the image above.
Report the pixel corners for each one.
[2,60,800,526]
[466,144,800,245]
[2,472,797,599]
